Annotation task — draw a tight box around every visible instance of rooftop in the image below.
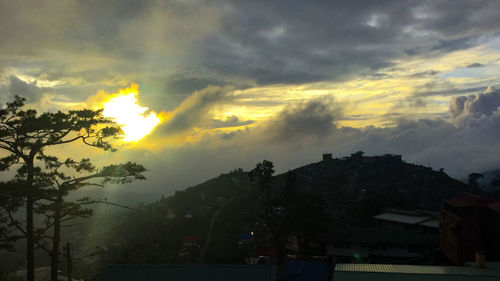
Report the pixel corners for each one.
[373,209,440,228]
[334,263,500,281]
[444,192,497,208]
[373,212,432,225]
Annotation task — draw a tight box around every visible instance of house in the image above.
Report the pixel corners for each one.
[97,264,276,281]
[373,209,440,234]
[332,262,500,281]
[439,192,500,265]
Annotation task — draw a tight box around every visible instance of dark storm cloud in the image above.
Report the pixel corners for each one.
[264,97,342,142]
[8,76,50,102]
[0,0,220,99]
[417,0,500,37]
[2,1,500,87]
[197,0,500,84]
[431,36,477,52]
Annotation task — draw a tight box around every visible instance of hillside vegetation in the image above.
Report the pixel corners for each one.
[91,153,471,269]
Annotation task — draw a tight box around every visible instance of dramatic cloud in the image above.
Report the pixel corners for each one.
[2,1,500,193]
[264,97,342,142]
[3,0,500,88]
[198,0,500,84]
[8,76,48,102]
[161,85,236,135]
[65,87,500,194]
[450,87,500,118]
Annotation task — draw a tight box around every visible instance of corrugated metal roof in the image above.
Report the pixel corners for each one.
[418,218,439,228]
[333,272,500,281]
[97,264,277,281]
[373,212,431,224]
[335,263,500,276]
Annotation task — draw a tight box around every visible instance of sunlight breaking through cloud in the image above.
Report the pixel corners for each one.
[101,84,161,142]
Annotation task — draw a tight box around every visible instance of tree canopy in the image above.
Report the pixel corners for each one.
[0,95,136,281]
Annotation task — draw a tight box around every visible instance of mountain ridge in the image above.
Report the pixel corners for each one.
[96,152,474,266]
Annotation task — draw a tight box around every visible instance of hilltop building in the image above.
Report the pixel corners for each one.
[322,153,332,161]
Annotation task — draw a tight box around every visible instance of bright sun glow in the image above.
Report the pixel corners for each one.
[101,85,161,142]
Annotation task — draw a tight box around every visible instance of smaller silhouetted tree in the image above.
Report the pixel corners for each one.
[249,160,286,264]
[249,161,328,264]
[468,173,484,189]
[490,178,500,188]
[41,157,146,281]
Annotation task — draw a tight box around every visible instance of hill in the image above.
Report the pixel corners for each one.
[89,152,474,268]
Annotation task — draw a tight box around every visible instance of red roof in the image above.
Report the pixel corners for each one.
[444,192,497,208]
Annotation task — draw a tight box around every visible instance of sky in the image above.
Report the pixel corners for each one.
[2,0,500,194]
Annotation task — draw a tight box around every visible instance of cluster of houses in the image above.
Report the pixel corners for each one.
[162,190,500,281]
[171,152,500,280]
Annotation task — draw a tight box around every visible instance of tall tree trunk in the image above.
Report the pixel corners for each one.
[66,242,72,281]
[26,154,35,281]
[26,192,34,281]
[50,193,62,281]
